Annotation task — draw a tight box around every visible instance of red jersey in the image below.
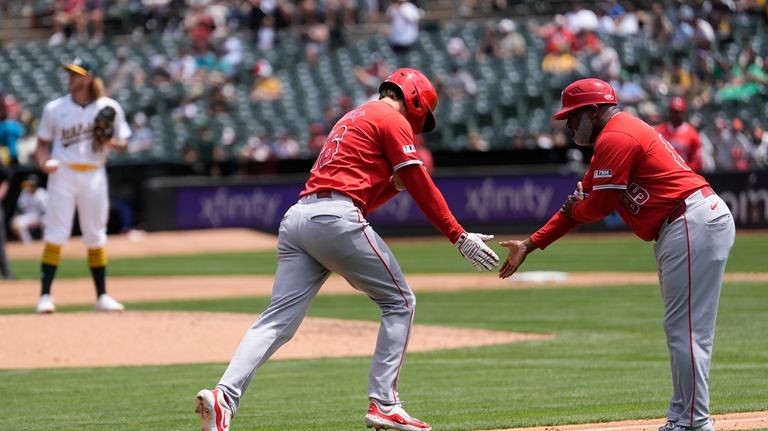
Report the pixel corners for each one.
[301,100,425,215]
[656,121,703,172]
[532,112,709,245]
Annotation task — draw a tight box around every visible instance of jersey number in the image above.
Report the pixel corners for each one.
[312,125,347,170]
[659,134,691,171]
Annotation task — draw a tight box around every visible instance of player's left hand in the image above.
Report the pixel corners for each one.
[92,106,116,152]
[457,232,499,271]
[560,181,584,217]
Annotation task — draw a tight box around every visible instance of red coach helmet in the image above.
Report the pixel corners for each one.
[380,68,438,134]
[668,96,688,112]
[552,78,618,120]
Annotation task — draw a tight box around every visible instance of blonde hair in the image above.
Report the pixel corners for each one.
[89,77,106,100]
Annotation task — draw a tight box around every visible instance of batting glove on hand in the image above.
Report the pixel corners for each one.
[457,232,500,271]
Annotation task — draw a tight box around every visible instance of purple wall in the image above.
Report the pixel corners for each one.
[175,174,580,230]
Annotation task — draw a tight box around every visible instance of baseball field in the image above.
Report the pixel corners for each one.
[1,229,766,431]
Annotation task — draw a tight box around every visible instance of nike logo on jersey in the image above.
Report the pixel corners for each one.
[710,201,719,210]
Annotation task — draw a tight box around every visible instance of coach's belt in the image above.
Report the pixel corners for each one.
[665,186,715,224]
[656,186,715,240]
[67,163,99,172]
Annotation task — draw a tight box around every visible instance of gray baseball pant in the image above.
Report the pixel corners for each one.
[218,192,415,415]
[654,189,735,428]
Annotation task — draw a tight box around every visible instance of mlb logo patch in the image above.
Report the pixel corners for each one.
[402,145,416,154]
[594,169,612,178]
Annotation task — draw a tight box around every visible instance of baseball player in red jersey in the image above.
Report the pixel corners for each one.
[195,68,499,431]
[656,97,704,172]
[498,79,734,431]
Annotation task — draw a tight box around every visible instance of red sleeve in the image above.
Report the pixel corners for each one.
[397,164,465,243]
[379,113,422,171]
[530,211,581,250]
[569,189,623,223]
[367,180,400,213]
[590,131,641,192]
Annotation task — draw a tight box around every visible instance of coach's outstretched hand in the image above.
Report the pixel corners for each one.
[457,232,499,271]
[498,238,537,279]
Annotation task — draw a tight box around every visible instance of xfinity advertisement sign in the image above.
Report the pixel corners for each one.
[172,171,768,231]
[175,174,578,230]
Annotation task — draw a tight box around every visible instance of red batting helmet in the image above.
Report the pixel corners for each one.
[668,96,688,112]
[380,68,438,134]
[552,78,618,120]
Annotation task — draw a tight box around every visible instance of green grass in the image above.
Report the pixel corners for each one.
[2,282,767,430]
[6,232,768,278]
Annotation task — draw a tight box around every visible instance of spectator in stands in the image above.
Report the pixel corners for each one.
[710,117,750,171]
[134,0,174,35]
[708,117,733,171]
[385,0,421,53]
[127,113,154,154]
[273,129,300,159]
[300,9,330,64]
[541,42,581,76]
[104,47,146,96]
[664,61,694,96]
[208,80,234,114]
[610,70,648,107]
[565,2,598,36]
[185,4,217,47]
[496,18,526,59]
[587,38,621,80]
[440,64,478,100]
[250,59,283,102]
[447,37,472,65]
[614,2,640,35]
[86,0,107,41]
[749,125,768,169]
[0,98,24,166]
[222,35,244,70]
[49,0,87,45]
[475,22,501,62]
[467,131,490,152]
[11,175,47,244]
[169,45,198,81]
[354,53,391,99]
[655,97,704,172]
[727,118,752,171]
[541,14,576,55]
[306,121,328,155]
[239,133,274,163]
[256,15,276,52]
[641,2,673,44]
[715,47,767,102]
[669,4,704,51]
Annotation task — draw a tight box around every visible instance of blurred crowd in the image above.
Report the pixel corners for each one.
[0,0,766,174]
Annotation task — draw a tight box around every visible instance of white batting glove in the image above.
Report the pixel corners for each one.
[456,232,500,271]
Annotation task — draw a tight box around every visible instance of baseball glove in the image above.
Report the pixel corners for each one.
[92,106,116,151]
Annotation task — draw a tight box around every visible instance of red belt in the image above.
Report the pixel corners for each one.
[315,191,333,199]
[665,186,715,224]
